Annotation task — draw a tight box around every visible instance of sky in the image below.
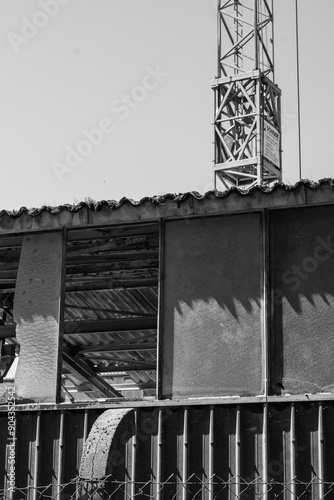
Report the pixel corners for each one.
[0,0,334,210]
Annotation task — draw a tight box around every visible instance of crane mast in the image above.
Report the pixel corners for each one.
[213,0,282,190]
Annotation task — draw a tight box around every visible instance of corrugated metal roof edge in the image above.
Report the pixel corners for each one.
[2,178,334,218]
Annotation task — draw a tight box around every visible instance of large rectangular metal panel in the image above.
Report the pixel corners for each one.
[270,206,334,394]
[13,232,64,403]
[162,213,263,398]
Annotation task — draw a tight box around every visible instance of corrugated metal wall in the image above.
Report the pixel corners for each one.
[2,402,334,498]
[0,408,101,497]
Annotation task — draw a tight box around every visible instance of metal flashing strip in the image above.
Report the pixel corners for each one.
[2,393,334,413]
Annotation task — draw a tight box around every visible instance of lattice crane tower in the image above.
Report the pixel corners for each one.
[213,0,282,190]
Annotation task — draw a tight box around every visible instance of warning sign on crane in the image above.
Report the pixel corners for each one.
[263,121,280,169]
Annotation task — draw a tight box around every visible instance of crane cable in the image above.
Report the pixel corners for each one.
[295,0,302,180]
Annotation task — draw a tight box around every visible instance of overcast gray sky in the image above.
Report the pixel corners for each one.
[1,0,333,210]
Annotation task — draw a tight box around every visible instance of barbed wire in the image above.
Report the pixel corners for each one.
[1,474,334,499]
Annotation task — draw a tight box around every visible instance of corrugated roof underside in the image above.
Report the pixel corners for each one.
[63,224,159,398]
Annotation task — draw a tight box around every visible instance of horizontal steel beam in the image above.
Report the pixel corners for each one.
[0,271,17,280]
[212,70,261,87]
[65,382,155,392]
[67,223,159,242]
[66,250,158,263]
[113,383,155,391]
[66,272,158,283]
[214,157,258,170]
[94,364,156,373]
[64,304,155,317]
[66,259,158,275]
[78,342,157,354]
[85,356,156,365]
[67,236,158,257]
[64,317,157,335]
[0,325,16,339]
[65,279,157,292]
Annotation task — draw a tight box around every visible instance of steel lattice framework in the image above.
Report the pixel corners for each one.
[213,0,282,190]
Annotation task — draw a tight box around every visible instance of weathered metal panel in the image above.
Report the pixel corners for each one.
[63,410,87,482]
[296,403,320,499]
[15,413,37,494]
[323,403,334,488]
[161,407,185,499]
[135,408,157,498]
[39,411,62,496]
[162,213,263,398]
[188,406,206,498]
[240,405,264,499]
[270,206,334,395]
[14,232,64,403]
[0,413,9,491]
[214,406,236,499]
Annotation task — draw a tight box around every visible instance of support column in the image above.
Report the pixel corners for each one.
[13,231,64,403]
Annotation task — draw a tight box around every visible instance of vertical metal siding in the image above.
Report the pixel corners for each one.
[0,402,333,498]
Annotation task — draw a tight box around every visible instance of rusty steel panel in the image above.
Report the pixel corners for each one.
[270,206,334,395]
[162,213,263,398]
